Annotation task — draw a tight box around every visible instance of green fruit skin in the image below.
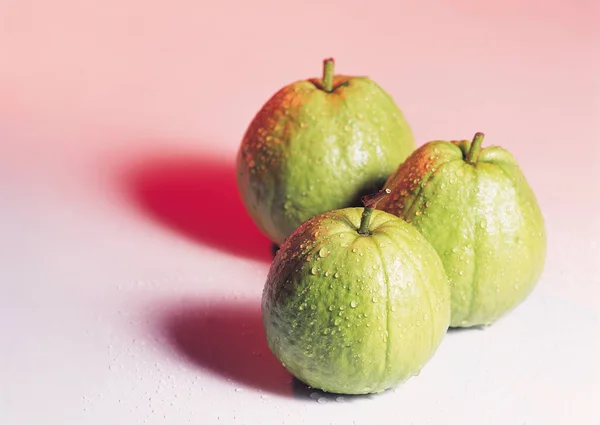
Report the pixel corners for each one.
[377,140,547,327]
[237,75,415,245]
[262,207,450,394]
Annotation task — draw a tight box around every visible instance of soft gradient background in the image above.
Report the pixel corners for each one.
[1,1,599,424]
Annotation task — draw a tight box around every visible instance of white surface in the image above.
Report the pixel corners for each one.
[1,1,599,424]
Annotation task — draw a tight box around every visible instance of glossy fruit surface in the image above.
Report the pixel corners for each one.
[237,59,415,245]
[374,133,546,327]
[262,207,450,394]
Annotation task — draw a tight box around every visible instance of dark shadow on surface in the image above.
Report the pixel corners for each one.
[158,299,388,401]
[447,325,487,333]
[124,153,271,262]
[160,301,293,396]
[291,377,380,402]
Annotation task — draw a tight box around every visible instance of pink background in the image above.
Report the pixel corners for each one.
[1,1,598,424]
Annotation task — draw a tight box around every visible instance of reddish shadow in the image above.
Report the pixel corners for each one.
[160,301,293,396]
[125,154,271,262]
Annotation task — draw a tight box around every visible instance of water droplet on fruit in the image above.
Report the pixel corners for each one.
[480,220,487,229]
[350,300,358,308]
[322,328,331,335]
[311,266,318,275]
[372,264,379,270]
[334,272,340,279]
[329,305,335,311]
[352,248,358,253]
[318,248,329,258]
[300,122,307,128]
[372,297,378,303]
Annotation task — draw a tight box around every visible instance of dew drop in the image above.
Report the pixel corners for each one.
[334,272,340,279]
[350,300,359,308]
[318,248,329,258]
[311,266,318,275]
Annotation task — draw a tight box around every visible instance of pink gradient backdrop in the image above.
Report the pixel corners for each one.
[0,1,598,424]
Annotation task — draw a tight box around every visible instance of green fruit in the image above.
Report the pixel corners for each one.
[372,133,546,327]
[237,59,415,245]
[262,207,450,394]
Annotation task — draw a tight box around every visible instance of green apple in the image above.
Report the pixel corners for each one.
[371,133,546,327]
[237,59,415,246]
[262,207,450,394]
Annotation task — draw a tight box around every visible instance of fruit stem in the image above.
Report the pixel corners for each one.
[466,132,485,164]
[322,58,335,92]
[358,207,374,235]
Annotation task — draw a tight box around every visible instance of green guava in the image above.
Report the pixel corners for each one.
[237,59,415,246]
[262,207,450,394]
[371,133,546,327]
